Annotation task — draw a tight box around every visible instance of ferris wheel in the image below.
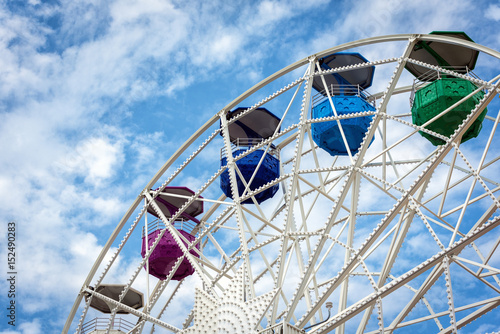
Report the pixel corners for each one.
[63,33,500,334]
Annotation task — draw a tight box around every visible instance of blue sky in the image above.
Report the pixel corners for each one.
[1,0,500,333]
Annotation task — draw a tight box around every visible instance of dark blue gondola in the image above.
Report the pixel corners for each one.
[220,107,280,204]
[311,53,376,156]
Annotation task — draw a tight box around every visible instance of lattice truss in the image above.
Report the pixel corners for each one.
[64,34,500,334]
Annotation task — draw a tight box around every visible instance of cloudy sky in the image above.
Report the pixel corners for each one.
[1,0,500,333]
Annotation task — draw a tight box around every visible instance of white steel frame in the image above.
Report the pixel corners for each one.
[64,34,500,334]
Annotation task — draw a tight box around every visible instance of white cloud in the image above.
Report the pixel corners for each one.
[210,33,244,64]
[129,131,164,168]
[297,0,477,61]
[110,0,174,25]
[0,13,55,101]
[60,137,124,187]
[0,319,43,334]
[485,4,500,21]
[470,323,498,334]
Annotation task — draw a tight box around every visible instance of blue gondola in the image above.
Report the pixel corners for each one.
[311,53,376,156]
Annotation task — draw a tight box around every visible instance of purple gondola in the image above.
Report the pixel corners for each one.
[142,187,203,281]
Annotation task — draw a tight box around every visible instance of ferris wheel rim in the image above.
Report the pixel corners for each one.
[63,33,500,334]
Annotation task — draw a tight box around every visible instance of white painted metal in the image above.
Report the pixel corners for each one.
[64,34,500,334]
